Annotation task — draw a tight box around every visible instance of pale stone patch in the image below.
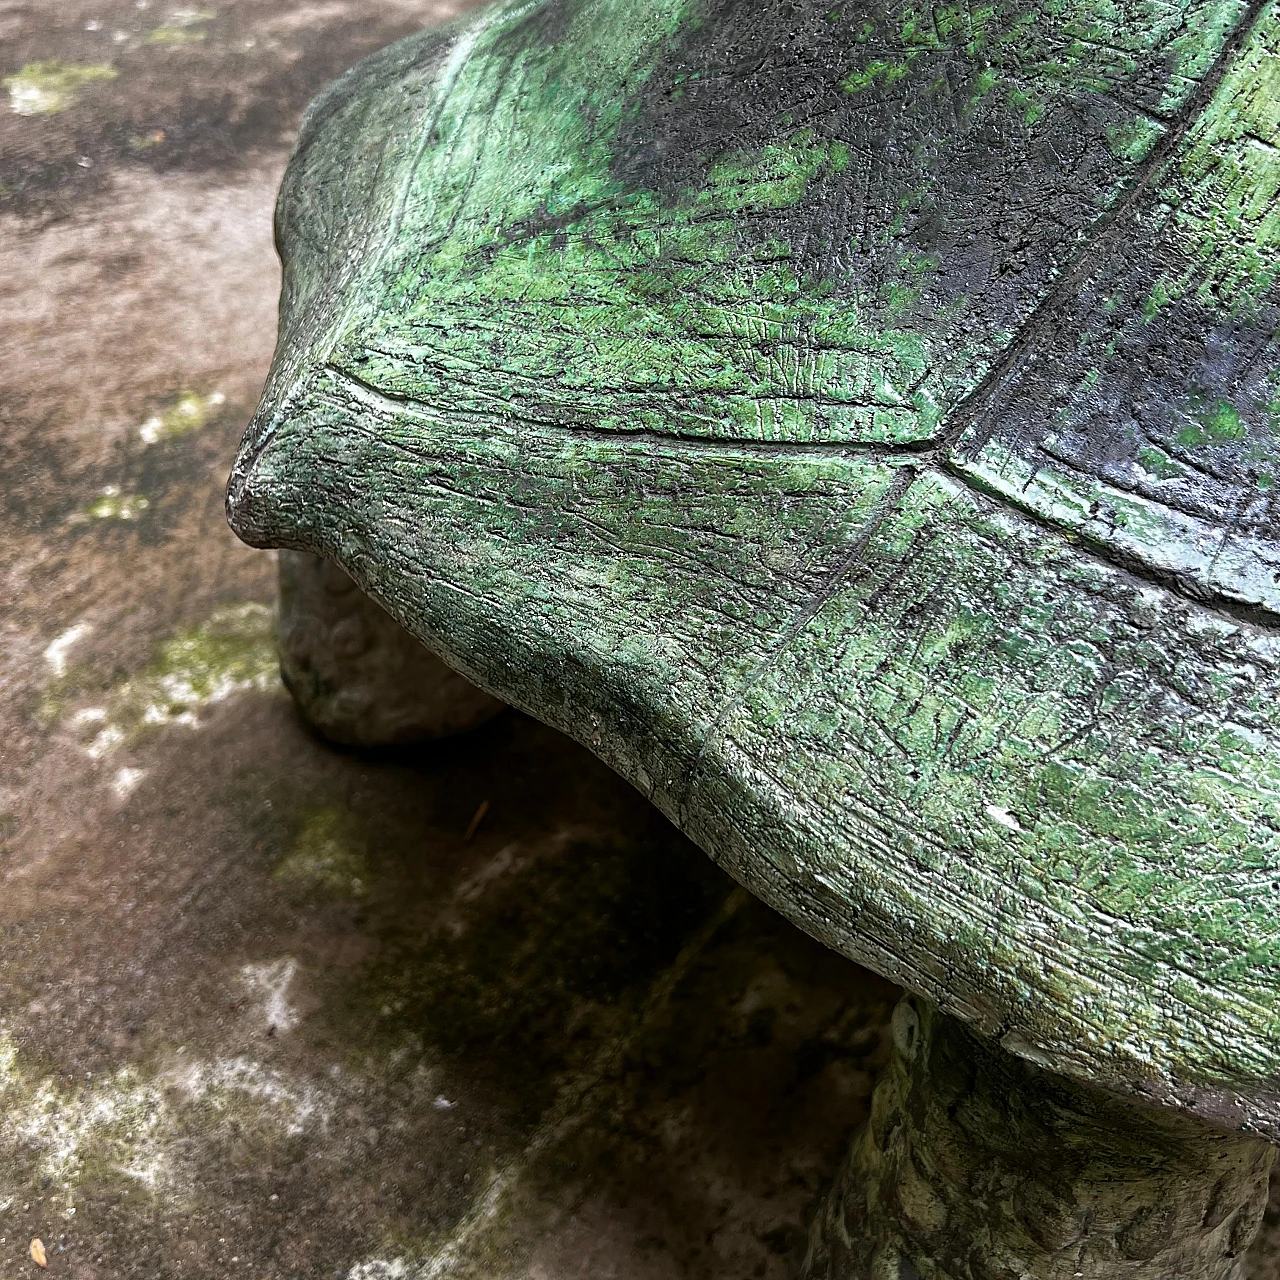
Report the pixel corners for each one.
[86,725,126,760]
[112,767,148,799]
[1,1036,172,1213]
[43,623,92,679]
[240,958,300,1035]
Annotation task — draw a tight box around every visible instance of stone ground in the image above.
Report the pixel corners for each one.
[0,3,1277,1278]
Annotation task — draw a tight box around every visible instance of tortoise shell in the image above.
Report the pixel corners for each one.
[228,0,1280,1130]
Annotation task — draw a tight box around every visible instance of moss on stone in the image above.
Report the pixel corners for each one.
[78,486,151,523]
[49,603,279,757]
[145,9,217,45]
[138,391,226,445]
[274,806,369,898]
[3,61,117,116]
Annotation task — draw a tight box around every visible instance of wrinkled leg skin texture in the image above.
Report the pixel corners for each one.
[275,550,504,746]
[805,998,1276,1280]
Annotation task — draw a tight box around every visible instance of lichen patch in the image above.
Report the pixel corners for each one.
[0,1030,338,1216]
[171,1055,332,1137]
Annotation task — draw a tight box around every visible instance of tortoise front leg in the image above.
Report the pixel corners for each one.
[275,550,503,746]
[805,998,1274,1280]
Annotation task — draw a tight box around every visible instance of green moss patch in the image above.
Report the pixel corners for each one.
[274,807,369,899]
[146,9,218,45]
[3,61,117,116]
[77,486,151,523]
[138,390,226,445]
[58,603,279,758]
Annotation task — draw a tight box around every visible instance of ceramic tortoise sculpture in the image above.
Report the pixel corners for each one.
[228,0,1280,1273]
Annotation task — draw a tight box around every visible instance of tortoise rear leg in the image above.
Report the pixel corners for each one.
[805,998,1274,1280]
[275,550,503,747]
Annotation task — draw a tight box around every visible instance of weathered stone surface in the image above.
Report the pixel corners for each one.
[227,0,1280,1132]
[806,999,1278,1280]
[277,549,503,745]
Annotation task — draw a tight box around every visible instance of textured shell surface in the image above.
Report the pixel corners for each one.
[228,0,1280,1130]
